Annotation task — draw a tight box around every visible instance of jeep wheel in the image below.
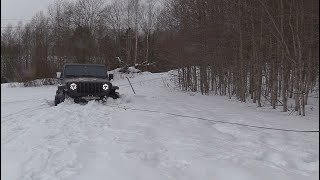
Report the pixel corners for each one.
[54,96,63,106]
[110,92,120,99]
[100,96,108,103]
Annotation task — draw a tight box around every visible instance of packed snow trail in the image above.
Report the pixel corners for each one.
[1,72,319,180]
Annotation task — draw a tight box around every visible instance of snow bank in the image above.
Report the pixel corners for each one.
[109,66,150,80]
[1,82,24,88]
[111,66,142,74]
[1,71,319,180]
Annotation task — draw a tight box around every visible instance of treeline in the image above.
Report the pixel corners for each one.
[1,0,319,115]
[1,0,164,81]
[159,0,319,115]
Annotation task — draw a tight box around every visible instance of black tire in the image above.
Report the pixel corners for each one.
[100,96,108,103]
[54,90,65,106]
[74,98,80,103]
[54,96,62,106]
[110,91,120,99]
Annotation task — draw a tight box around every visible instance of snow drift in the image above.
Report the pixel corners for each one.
[1,71,319,180]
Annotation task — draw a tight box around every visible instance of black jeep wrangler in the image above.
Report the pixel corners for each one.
[54,64,120,106]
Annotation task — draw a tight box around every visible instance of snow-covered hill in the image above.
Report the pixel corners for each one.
[1,71,319,180]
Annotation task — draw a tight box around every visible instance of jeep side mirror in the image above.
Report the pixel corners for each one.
[56,72,61,78]
[109,74,114,80]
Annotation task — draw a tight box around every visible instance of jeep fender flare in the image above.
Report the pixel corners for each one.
[56,85,67,95]
[111,85,119,90]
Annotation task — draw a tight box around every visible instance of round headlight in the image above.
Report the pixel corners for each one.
[102,84,109,90]
[70,83,77,90]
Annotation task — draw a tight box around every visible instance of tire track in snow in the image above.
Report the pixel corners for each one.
[1,103,50,120]
[59,102,116,179]
[105,101,316,176]
[18,101,115,180]
[1,98,42,104]
[1,104,52,146]
[106,95,318,175]
[18,104,85,179]
[113,85,318,177]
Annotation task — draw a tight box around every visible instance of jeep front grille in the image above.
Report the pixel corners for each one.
[76,82,102,95]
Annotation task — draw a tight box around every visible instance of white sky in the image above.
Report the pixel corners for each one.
[1,0,155,29]
[1,0,56,27]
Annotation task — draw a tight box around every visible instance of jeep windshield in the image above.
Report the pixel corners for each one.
[64,65,107,78]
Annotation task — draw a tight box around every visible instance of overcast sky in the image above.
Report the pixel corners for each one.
[1,0,155,28]
[1,0,57,27]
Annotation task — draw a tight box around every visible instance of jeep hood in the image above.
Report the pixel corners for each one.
[65,77,110,83]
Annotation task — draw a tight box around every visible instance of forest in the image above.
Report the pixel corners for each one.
[1,0,319,115]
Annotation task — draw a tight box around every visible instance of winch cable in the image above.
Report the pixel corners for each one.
[110,75,318,133]
[106,104,319,133]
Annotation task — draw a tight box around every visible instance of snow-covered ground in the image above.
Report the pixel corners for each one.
[1,71,319,180]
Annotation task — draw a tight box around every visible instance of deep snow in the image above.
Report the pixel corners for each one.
[1,72,319,180]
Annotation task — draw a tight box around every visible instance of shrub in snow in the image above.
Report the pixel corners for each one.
[1,76,9,84]
[23,78,59,87]
[128,67,141,73]
[116,66,141,74]
[108,66,143,80]
[6,83,24,88]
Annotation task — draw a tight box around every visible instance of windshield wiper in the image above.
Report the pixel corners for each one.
[65,74,105,78]
[65,75,79,78]
[79,75,105,78]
